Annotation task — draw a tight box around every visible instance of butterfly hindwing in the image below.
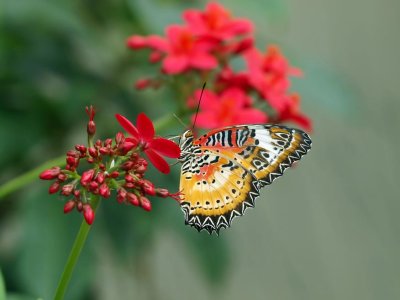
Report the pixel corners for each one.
[180,150,259,234]
[179,124,312,234]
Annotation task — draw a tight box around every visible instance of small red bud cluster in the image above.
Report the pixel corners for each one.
[40,107,180,225]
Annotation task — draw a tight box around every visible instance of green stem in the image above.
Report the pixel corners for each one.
[53,196,101,300]
[0,156,66,200]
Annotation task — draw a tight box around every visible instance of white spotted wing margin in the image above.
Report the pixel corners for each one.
[178,125,312,235]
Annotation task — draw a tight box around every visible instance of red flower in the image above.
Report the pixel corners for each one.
[275,94,312,131]
[245,46,302,112]
[190,88,267,129]
[183,2,253,40]
[127,25,218,74]
[162,25,218,74]
[115,113,181,174]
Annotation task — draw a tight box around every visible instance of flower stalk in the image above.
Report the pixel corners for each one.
[54,195,100,300]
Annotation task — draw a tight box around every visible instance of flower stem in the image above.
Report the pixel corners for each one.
[53,196,101,300]
[0,156,66,200]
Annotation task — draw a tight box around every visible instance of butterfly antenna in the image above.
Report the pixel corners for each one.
[191,82,206,131]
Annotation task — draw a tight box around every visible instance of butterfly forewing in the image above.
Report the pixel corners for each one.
[179,124,312,234]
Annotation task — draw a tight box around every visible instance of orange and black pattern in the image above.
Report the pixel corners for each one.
[178,125,312,234]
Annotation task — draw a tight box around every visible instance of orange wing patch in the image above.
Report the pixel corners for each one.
[180,152,258,234]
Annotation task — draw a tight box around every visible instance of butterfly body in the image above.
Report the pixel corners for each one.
[178,125,312,234]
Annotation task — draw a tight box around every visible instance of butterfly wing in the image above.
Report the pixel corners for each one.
[179,124,312,234]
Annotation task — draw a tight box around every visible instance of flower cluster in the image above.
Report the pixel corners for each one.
[40,107,181,225]
[126,2,312,131]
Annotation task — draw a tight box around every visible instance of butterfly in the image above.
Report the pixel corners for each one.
[178,124,312,234]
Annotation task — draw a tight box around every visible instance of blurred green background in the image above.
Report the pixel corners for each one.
[1,0,399,299]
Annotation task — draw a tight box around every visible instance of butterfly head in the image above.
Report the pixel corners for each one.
[178,129,194,162]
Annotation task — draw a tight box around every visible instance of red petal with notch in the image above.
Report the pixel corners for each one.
[137,113,155,142]
[151,138,181,158]
[145,149,170,174]
[115,114,139,139]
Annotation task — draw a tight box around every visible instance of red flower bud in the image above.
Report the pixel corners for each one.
[81,169,95,186]
[87,157,94,164]
[88,147,98,158]
[125,174,135,183]
[96,172,105,184]
[75,144,87,154]
[88,181,99,192]
[135,165,147,174]
[67,150,79,158]
[99,183,110,198]
[39,167,61,180]
[77,201,83,212]
[64,200,76,214]
[124,182,135,189]
[115,132,125,144]
[86,106,96,137]
[137,157,148,167]
[61,184,74,196]
[139,196,152,211]
[122,161,135,171]
[74,190,81,198]
[49,181,60,194]
[117,188,127,203]
[57,173,67,182]
[135,78,151,90]
[119,141,136,154]
[141,180,155,196]
[130,153,139,162]
[149,51,162,63]
[66,156,78,167]
[155,188,170,198]
[104,139,112,147]
[87,121,96,136]
[127,193,139,206]
[83,204,95,225]
[109,171,119,178]
[99,147,110,155]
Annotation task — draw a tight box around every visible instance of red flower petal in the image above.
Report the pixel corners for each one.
[115,114,139,139]
[192,111,220,129]
[145,149,170,174]
[190,53,218,70]
[162,55,189,74]
[126,35,168,51]
[150,138,181,158]
[137,113,155,142]
[236,108,268,124]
